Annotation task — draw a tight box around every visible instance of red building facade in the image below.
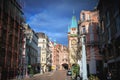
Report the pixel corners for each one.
[97,0,120,79]
[0,0,24,79]
[78,10,103,75]
[50,42,69,70]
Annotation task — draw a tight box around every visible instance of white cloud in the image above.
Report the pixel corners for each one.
[27,11,69,45]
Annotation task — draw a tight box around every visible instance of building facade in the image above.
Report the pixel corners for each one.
[0,0,24,79]
[37,46,41,73]
[54,44,60,70]
[49,41,55,70]
[59,45,69,70]
[37,32,51,73]
[97,0,120,79]
[78,10,103,76]
[50,42,69,70]
[23,24,38,75]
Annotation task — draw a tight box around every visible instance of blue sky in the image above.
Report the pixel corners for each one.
[21,0,98,46]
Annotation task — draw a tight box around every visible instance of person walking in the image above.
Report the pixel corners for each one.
[107,71,112,80]
[17,68,20,79]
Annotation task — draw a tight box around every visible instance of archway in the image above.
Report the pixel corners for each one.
[62,63,68,70]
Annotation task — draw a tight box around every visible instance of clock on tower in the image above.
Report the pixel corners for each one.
[71,39,77,45]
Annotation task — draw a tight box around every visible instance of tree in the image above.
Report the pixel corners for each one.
[71,64,80,79]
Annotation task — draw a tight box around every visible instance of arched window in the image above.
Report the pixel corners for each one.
[82,26,86,34]
[80,26,86,34]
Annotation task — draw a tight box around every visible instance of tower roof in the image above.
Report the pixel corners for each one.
[68,10,77,33]
[70,15,77,28]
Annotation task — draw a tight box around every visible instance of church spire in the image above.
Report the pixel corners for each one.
[70,10,77,28]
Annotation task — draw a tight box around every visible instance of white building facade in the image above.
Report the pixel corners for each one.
[37,32,51,73]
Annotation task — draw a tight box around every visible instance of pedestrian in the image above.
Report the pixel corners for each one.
[107,71,112,80]
[17,68,21,79]
[21,68,23,79]
[77,75,80,80]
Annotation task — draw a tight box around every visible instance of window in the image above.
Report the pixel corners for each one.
[42,57,44,61]
[106,11,110,27]
[102,21,105,33]
[81,26,86,34]
[83,36,86,43]
[116,17,120,32]
[43,40,45,43]
[108,28,111,41]
[87,14,90,20]
[66,59,68,61]
[116,45,120,56]
[82,13,85,21]
[83,27,86,34]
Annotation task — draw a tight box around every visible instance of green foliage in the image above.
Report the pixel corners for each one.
[88,75,99,80]
[30,68,34,74]
[71,64,80,77]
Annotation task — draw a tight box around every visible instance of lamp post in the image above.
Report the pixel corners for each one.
[81,35,88,80]
[77,33,88,80]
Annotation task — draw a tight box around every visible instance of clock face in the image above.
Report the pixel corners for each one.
[71,39,76,45]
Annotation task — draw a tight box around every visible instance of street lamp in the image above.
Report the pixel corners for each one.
[77,33,88,80]
[81,35,88,80]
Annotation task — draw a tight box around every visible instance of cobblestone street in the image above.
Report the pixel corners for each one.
[13,70,71,80]
[1,0,120,80]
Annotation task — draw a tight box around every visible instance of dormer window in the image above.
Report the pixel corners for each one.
[82,13,85,21]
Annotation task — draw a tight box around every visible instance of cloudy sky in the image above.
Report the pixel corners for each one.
[21,0,98,46]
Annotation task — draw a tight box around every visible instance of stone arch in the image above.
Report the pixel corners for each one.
[62,63,68,70]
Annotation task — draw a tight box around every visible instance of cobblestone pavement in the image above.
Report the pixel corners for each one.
[13,70,71,80]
